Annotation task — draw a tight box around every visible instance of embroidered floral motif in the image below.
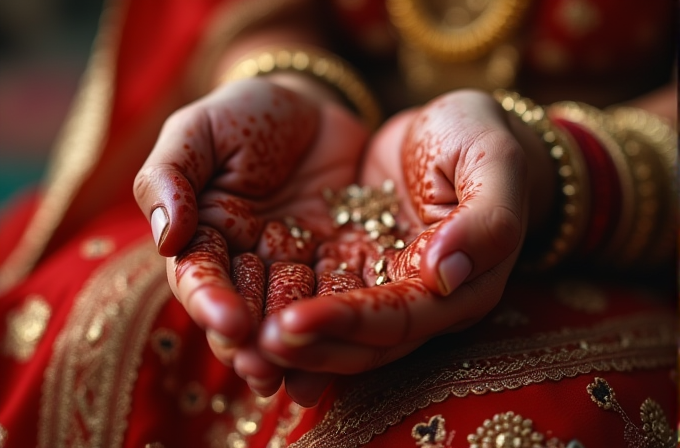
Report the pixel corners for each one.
[290,313,674,448]
[467,411,566,448]
[180,382,208,415]
[412,414,446,447]
[0,424,7,447]
[150,328,181,364]
[586,377,673,448]
[3,295,51,361]
[80,237,116,259]
[211,394,228,414]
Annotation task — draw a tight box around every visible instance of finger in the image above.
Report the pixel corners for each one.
[260,277,498,348]
[284,371,336,408]
[402,91,527,295]
[262,321,426,374]
[167,226,252,345]
[134,104,215,255]
[232,342,285,397]
[197,191,263,252]
[264,261,316,316]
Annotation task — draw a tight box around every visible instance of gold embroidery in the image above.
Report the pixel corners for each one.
[3,295,51,361]
[291,313,675,448]
[150,328,181,364]
[180,381,208,415]
[412,414,446,448]
[467,411,565,448]
[80,237,116,259]
[268,399,303,448]
[555,280,607,313]
[0,425,7,447]
[586,377,673,448]
[38,240,170,448]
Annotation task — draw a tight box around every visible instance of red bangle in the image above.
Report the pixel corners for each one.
[553,119,621,257]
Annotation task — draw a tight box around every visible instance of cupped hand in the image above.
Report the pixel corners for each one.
[133,77,370,392]
[260,90,551,403]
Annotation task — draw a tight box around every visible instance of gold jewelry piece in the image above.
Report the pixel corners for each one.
[222,46,381,130]
[604,106,677,265]
[494,90,590,270]
[387,0,531,62]
[547,101,637,266]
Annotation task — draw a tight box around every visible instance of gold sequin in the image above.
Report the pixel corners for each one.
[0,425,7,447]
[179,382,208,415]
[236,411,262,436]
[150,328,181,364]
[3,295,51,361]
[211,394,228,414]
[80,237,116,259]
[411,414,446,447]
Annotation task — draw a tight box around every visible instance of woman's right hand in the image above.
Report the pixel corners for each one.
[133,77,370,385]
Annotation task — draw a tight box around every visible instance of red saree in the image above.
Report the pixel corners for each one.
[0,0,675,447]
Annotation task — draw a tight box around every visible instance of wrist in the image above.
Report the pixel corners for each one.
[219,46,381,130]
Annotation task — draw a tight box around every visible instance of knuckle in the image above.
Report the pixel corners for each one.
[484,204,523,255]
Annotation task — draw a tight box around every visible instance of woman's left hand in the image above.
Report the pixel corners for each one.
[258,90,549,404]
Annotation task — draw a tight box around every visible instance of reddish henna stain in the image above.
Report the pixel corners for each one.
[257,220,316,264]
[173,193,180,201]
[475,151,486,164]
[232,253,265,322]
[175,228,230,285]
[388,228,437,281]
[242,128,251,137]
[315,271,364,296]
[265,262,315,316]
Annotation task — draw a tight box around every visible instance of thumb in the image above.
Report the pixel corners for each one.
[403,91,528,295]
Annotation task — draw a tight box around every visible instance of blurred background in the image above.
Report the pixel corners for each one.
[0,0,103,206]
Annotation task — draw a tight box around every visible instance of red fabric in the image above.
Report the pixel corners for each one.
[0,1,675,447]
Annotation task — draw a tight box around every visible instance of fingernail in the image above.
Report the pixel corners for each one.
[207,329,235,349]
[151,207,169,249]
[280,331,316,347]
[438,251,473,295]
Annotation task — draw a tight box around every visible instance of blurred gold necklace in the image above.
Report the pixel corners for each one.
[387,0,532,62]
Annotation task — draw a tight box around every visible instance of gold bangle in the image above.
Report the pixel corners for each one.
[547,102,638,266]
[604,106,677,265]
[221,46,381,130]
[494,90,590,270]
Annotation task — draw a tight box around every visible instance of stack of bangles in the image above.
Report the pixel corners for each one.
[494,89,677,271]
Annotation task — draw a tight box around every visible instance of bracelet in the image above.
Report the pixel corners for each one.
[494,90,590,271]
[604,106,677,265]
[547,102,637,267]
[221,46,382,130]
